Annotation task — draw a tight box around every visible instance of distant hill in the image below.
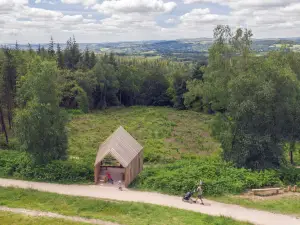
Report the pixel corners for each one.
[2,37,300,62]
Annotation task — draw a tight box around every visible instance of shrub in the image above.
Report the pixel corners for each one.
[279,167,300,185]
[131,158,283,196]
[0,150,93,183]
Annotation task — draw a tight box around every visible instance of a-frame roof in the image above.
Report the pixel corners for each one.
[94,126,143,167]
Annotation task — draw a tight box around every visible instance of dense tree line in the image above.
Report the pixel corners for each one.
[1,29,300,169]
[0,36,198,163]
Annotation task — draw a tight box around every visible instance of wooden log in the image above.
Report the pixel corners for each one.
[293,185,297,192]
[252,188,280,192]
[252,188,281,196]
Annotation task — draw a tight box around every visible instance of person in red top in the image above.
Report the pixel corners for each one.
[106,171,114,184]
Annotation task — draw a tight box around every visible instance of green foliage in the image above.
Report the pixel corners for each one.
[67,107,219,164]
[0,187,253,225]
[185,25,300,169]
[132,158,283,196]
[15,58,68,164]
[278,167,300,185]
[0,150,93,183]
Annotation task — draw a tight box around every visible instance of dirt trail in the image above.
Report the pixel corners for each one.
[0,178,299,225]
[0,206,119,225]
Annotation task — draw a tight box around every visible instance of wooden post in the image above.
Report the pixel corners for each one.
[293,185,297,192]
[94,164,100,184]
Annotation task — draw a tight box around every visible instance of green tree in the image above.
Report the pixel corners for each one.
[15,57,68,164]
[28,43,34,55]
[56,43,64,69]
[48,36,55,57]
[169,71,189,110]
[89,51,96,69]
[64,36,81,70]
[83,47,90,70]
[93,60,119,109]
[37,44,41,55]
[1,48,17,129]
[15,41,19,51]
[200,25,300,169]
[58,70,90,112]
[0,50,9,144]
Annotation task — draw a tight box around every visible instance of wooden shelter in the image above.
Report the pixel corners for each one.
[94,126,143,187]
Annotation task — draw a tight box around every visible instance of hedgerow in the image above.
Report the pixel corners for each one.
[0,150,93,183]
[131,158,284,196]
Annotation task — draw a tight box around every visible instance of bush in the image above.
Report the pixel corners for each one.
[131,158,283,196]
[0,150,93,183]
[279,167,300,185]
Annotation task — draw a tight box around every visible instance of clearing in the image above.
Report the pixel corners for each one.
[68,106,219,163]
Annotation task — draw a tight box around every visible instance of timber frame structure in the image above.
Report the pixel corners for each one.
[94,126,143,187]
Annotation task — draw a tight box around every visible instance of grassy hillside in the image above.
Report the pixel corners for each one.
[68,106,220,163]
[1,106,298,196]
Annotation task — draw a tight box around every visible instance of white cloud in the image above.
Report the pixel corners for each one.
[35,0,41,3]
[282,3,300,13]
[180,8,228,24]
[92,0,177,14]
[61,0,96,6]
[183,0,299,10]
[61,14,83,22]
[1,0,300,43]
[0,0,27,14]
[165,18,175,24]
[24,7,63,20]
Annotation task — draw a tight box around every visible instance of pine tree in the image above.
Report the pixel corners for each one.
[70,35,81,70]
[2,48,17,129]
[37,44,41,55]
[15,41,19,51]
[57,43,64,69]
[89,51,96,69]
[48,36,55,57]
[83,47,90,69]
[28,43,33,55]
[64,38,72,69]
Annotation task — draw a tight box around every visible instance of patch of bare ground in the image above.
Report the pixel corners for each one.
[0,206,119,225]
[238,191,300,201]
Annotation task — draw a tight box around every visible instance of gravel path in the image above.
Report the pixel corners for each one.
[0,206,119,225]
[0,178,299,225]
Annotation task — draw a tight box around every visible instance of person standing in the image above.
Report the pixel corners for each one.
[195,181,204,205]
[118,180,123,191]
[106,171,114,184]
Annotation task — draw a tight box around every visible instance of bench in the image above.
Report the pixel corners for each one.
[252,188,281,196]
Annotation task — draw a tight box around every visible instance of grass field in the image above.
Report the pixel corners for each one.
[0,187,252,225]
[0,211,88,225]
[68,106,219,163]
[211,194,300,216]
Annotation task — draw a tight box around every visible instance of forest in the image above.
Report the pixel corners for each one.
[1,25,300,171]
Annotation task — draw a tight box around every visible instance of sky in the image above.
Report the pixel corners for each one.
[1,0,300,44]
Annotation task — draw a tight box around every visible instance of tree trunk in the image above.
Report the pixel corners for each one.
[290,141,295,165]
[0,105,9,144]
[7,104,12,129]
[290,151,294,165]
